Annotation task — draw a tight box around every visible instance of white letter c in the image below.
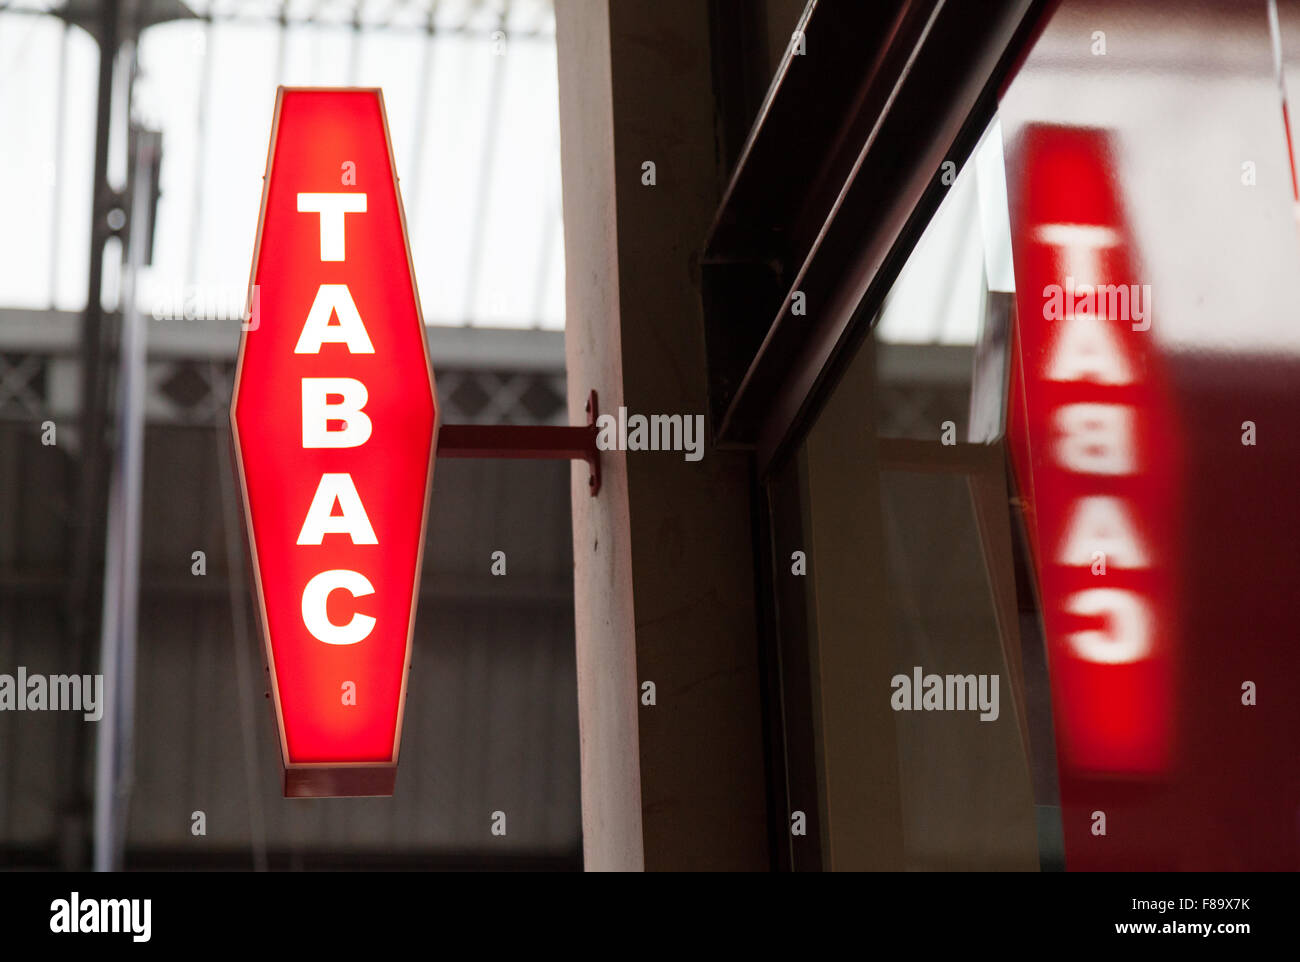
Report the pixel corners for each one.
[302,569,376,645]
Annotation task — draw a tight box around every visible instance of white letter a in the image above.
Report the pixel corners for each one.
[295,284,375,354]
[297,473,378,545]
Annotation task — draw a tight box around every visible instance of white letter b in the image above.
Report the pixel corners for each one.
[303,378,372,448]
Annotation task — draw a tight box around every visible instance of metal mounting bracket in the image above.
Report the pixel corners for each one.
[436,389,602,496]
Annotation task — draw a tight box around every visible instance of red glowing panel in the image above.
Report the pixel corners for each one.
[1005,125,1180,775]
[231,88,437,797]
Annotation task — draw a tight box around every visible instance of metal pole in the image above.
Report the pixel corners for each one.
[62,0,122,872]
[47,20,69,308]
[93,125,156,873]
[185,13,213,290]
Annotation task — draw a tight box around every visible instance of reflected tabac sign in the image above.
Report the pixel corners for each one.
[1006,124,1181,778]
[231,88,438,798]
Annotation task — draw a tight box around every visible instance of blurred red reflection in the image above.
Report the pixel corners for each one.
[1007,124,1182,780]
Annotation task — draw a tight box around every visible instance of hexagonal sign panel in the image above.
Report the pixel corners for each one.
[231,88,438,798]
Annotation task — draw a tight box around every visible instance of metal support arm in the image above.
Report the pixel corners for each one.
[436,389,602,496]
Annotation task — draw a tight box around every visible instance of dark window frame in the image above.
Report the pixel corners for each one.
[705,0,1059,869]
[702,0,1054,472]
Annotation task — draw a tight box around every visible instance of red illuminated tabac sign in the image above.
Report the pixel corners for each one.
[231,88,438,798]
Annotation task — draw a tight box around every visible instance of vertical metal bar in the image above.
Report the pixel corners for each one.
[63,0,122,873]
[1268,2,1296,191]
[47,20,69,308]
[460,0,510,326]
[185,14,214,289]
[346,0,363,84]
[274,0,289,84]
[91,467,124,873]
[91,126,154,879]
[92,120,152,873]
[1267,0,1300,230]
[90,0,146,871]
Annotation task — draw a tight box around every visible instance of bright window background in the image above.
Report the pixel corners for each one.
[0,0,565,330]
[874,119,1016,345]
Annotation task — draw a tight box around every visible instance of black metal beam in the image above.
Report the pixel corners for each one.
[700,0,1053,469]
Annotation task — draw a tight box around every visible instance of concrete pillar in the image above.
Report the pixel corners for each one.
[556,0,770,871]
